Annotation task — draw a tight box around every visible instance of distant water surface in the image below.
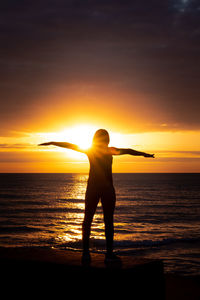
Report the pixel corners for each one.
[0,173,200,276]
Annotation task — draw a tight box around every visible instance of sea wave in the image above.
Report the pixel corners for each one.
[0,173,200,276]
[54,236,200,253]
[0,226,42,234]
[114,236,200,249]
[0,207,84,214]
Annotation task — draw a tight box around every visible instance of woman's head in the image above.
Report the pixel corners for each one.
[92,129,110,146]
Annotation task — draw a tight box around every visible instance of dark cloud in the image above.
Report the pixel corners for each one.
[0,0,200,133]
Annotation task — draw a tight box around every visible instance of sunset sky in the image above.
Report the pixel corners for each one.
[1,0,200,172]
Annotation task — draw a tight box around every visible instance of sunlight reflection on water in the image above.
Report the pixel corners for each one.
[54,174,108,246]
[55,174,87,245]
[1,173,200,275]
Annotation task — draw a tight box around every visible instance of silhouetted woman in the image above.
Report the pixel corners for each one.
[39,129,154,263]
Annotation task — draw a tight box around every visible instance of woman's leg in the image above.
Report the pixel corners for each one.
[82,186,99,253]
[101,186,116,255]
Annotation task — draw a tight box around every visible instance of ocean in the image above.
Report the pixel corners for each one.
[0,173,200,276]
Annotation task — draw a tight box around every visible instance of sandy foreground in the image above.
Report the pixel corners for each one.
[0,247,199,300]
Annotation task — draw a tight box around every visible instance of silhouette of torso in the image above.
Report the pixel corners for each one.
[86,147,113,188]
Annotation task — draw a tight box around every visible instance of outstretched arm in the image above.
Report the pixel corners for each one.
[110,147,155,158]
[38,141,85,153]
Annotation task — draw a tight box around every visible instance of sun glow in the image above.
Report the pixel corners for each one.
[1,127,200,172]
[59,124,96,150]
[38,124,98,154]
[37,124,126,159]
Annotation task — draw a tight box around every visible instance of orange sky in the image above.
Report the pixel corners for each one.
[1,124,200,173]
[1,2,200,173]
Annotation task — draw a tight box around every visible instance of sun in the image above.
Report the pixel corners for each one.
[64,124,96,150]
[38,124,125,152]
[38,124,124,159]
[55,124,98,151]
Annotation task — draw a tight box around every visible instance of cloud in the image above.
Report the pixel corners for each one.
[0,143,33,150]
[157,150,200,158]
[0,0,200,134]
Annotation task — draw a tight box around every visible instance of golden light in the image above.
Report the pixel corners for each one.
[3,125,200,173]
[37,124,100,159]
[39,124,96,149]
[63,124,96,150]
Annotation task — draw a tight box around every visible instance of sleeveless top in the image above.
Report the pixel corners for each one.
[86,147,113,187]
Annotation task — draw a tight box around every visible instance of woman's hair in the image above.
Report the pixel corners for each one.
[92,129,110,146]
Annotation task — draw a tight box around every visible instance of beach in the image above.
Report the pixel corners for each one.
[0,247,199,299]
